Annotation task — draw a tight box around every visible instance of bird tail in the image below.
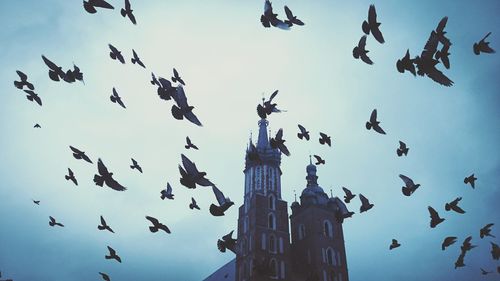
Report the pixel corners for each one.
[14,81,23,89]
[149,226,158,233]
[404,148,409,156]
[209,204,222,216]
[98,225,105,230]
[171,76,177,83]
[105,255,112,260]
[362,21,370,35]
[131,58,136,64]
[171,105,184,120]
[397,149,402,156]
[445,203,450,211]
[297,133,303,139]
[120,8,127,17]
[160,194,166,200]
[130,165,135,169]
[93,174,104,186]
[365,122,372,130]
[396,60,404,73]
[48,71,60,81]
[49,221,55,226]
[65,175,70,180]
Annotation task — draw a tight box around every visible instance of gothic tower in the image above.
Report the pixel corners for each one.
[290,159,350,281]
[235,118,291,281]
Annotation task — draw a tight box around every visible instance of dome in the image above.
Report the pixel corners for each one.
[300,159,329,206]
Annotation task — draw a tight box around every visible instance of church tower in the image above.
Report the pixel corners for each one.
[290,159,350,281]
[235,118,291,281]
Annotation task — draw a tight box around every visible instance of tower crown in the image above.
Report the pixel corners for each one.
[245,118,281,170]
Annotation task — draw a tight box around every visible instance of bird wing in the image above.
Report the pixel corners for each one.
[181,154,199,175]
[132,49,138,59]
[41,55,60,71]
[428,206,439,219]
[275,128,283,140]
[399,174,414,187]
[370,109,377,123]
[298,124,306,133]
[313,155,322,162]
[186,136,192,145]
[124,0,131,10]
[359,194,369,205]
[145,216,159,225]
[68,168,74,177]
[128,12,136,25]
[166,182,172,194]
[360,52,373,65]
[173,68,179,79]
[342,187,352,196]
[97,158,109,175]
[264,0,272,14]
[422,31,439,59]
[100,216,106,225]
[399,141,406,149]
[94,0,114,9]
[268,89,279,102]
[106,176,127,191]
[131,158,137,166]
[107,246,116,255]
[112,87,119,98]
[108,44,118,54]
[69,145,81,154]
[16,70,27,80]
[427,67,454,86]
[279,143,291,156]
[191,197,197,205]
[212,185,227,206]
[481,32,492,43]
[284,5,293,20]
[223,230,234,241]
[319,132,327,139]
[436,17,448,33]
[451,204,465,214]
[49,216,55,223]
[358,35,367,49]
[368,5,377,24]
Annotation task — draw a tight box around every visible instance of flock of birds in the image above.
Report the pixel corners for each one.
[3,0,499,280]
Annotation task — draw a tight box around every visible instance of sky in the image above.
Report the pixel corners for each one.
[0,0,499,281]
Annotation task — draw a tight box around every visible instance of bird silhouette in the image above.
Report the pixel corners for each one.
[130,158,142,173]
[319,132,331,147]
[14,70,34,90]
[110,87,126,109]
[185,137,198,150]
[270,128,291,156]
[179,154,214,189]
[171,86,202,126]
[441,236,457,250]
[491,242,499,260]
[454,252,465,269]
[171,68,185,86]
[69,146,93,164]
[189,197,200,210]
[210,185,234,217]
[428,206,445,228]
[34,123,41,128]
[473,32,495,55]
[353,35,373,65]
[41,55,66,82]
[435,43,451,69]
[445,197,466,214]
[283,6,304,27]
[260,0,289,30]
[63,64,84,84]
[461,236,477,252]
[155,77,176,101]
[33,200,40,205]
[359,194,374,213]
[93,158,127,191]
[342,187,356,203]
[362,5,385,44]
[49,216,64,227]
[83,0,114,14]
[120,0,136,25]
[23,90,42,106]
[399,174,420,196]
[65,168,78,186]
[217,230,237,254]
[396,50,416,76]
[389,239,401,250]
[105,246,122,263]
[414,31,454,86]
[313,155,325,165]
[131,49,145,68]
[434,17,451,46]
[257,90,285,119]
[297,124,310,140]
[464,174,477,188]
[366,109,386,134]
[397,141,409,156]
[98,216,115,233]
[480,223,495,238]
[481,268,492,275]
[145,216,171,234]
[108,44,125,64]
[160,183,174,200]
[98,272,111,281]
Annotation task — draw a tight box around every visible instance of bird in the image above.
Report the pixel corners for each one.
[185,137,198,150]
[454,252,465,269]
[366,109,386,134]
[108,44,125,64]
[179,154,214,189]
[396,50,416,76]
[98,216,115,233]
[313,155,325,165]
[63,64,84,84]
[428,206,445,228]
[464,174,477,188]
[491,242,499,260]
[83,0,114,14]
[256,90,285,119]
[283,6,304,27]
[481,268,492,275]
[49,216,64,227]
[441,236,457,250]
[397,141,409,156]
[156,77,176,101]
[131,49,145,68]
[160,183,174,200]
[353,35,373,65]
[270,128,291,156]
[23,90,42,106]
[210,185,234,217]
[130,158,142,173]
[105,246,122,263]
[473,32,495,55]
[444,197,466,214]
[414,31,454,86]
[297,124,310,140]
[34,123,41,128]
[359,194,374,213]
[171,86,202,126]
[145,216,171,234]
[435,43,451,69]
[342,187,356,203]
[93,158,127,191]
[362,5,385,44]
[14,70,34,90]
[434,17,451,46]
[399,174,420,196]
[319,132,331,147]
[461,236,477,252]
[260,0,289,30]
[171,68,185,86]
[189,197,200,210]
[120,0,136,25]
[41,55,66,81]
[32,199,40,205]
[389,239,401,250]
[98,272,111,281]
[110,87,126,109]
[65,168,78,186]
[480,223,495,238]
[69,146,93,164]
[217,230,237,254]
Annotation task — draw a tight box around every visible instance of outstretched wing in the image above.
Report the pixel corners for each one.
[427,67,454,87]
[181,154,199,175]
[399,174,414,187]
[342,187,352,196]
[428,206,439,219]
[370,109,377,123]
[145,216,159,225]
[368,5,377,24]
[436,16,448,33]
[212,185,227,206]
[124,0,131,10]
[369,6,385,43]
[275,128,283,140]
[94,0,114,9]
[359,194,369,205]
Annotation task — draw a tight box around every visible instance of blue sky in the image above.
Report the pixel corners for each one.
[0,0,499,280]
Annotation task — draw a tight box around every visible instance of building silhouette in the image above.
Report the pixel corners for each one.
[204,119,350,281]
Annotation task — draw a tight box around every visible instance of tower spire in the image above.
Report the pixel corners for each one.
[294,189,297,202]
[256,118,270,149]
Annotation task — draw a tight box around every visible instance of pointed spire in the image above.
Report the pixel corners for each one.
[257,119,270,149]
[294,189,297,202]
[330,188,333,198]
[309,155,312,165]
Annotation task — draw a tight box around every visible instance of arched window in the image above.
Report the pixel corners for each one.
[336,250,341,266]
[243,216,248,233]
[326,248,334,265]
[241,239,247,256]
[269,234,276,253]
[298,224,306,240]
[329,271,336,281]
[323,220,333,238]
[279,237,284,253]
[269,195,275,210]
[261,233,266,250]
[269,259,278,278]
[268,213,276,230]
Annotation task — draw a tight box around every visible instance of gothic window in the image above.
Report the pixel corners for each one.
[298,224,306,240]
[249,235,252,252]
[268,213,276,230]
[279,237,284,253]
[243,216,248,233]
[269,234,276,253]
[241,239,247,256]
[338,273,343,281]
[249,259,253,277]
[323,220,333,238]
[323,270,327,281]
[261,233,266,250]
[335,250,341,266]
[269,195,275,210]
[269,259,278,279]
[280,261,285,279]
[329,271,336,281]
[244,197,249,213]
[326,248,334,266]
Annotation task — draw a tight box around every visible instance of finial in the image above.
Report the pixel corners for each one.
[330,188,333,198]
[261,93,265,105]
[309,155,312,165]
[294,189,297,202]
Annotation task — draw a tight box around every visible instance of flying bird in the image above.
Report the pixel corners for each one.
[41,55,66,81]
[399,174,420,196]
[257,90,285,119]
[297,124,310,140]
[33,199,40,205]
[65,168,78,186]
[14,70,34,90]
[480,223,495,239]
[105,246,122,263]
[464,174,477,188]
[283,6,304,27]
[362,5,385,44]
[98,216,115,233]
[23,90,42,106]
[396,50,416,76]
[433,17,452,46]
[444,197,466,214]
[481,268,492,275]
[414,31,454,86]
[270,128,291,156]
[160,183,174,200]
[110,87,126,109]
[93,158,127,191]
[217,230,237,254]
[397,141,409,156]
[179,154,214,189]
[389,239,401,250]
[34,123,41,128]
[353,35,373,65]
[441,236,457,250]
[435,43,451,69]
[171,68,185,86]
[454,252,465,269]
[69,146,93,164]
[461,236,477,252]
[131,49,145,68]
[428,206,445,228]
[313,155,325,165]
[359,194,374,213]
[63,64,84,83]
[145,216,171,234]
[366,109,386,134]
[185,137,198,150]
[120,0,136,25]
[473,32,495,55]
[98,272,111,281]
[130,158,142,173]
[108,44,125,64]
[210,185,234,217]
[342,187,356,203]
[171,86,202,126]
[260,0,289,30]
[491,242,499,260]
[49,216,64,227]
[319,132,331,147]
[83,0,114,14]
[156,77,176,101]
[189,197,200,210]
